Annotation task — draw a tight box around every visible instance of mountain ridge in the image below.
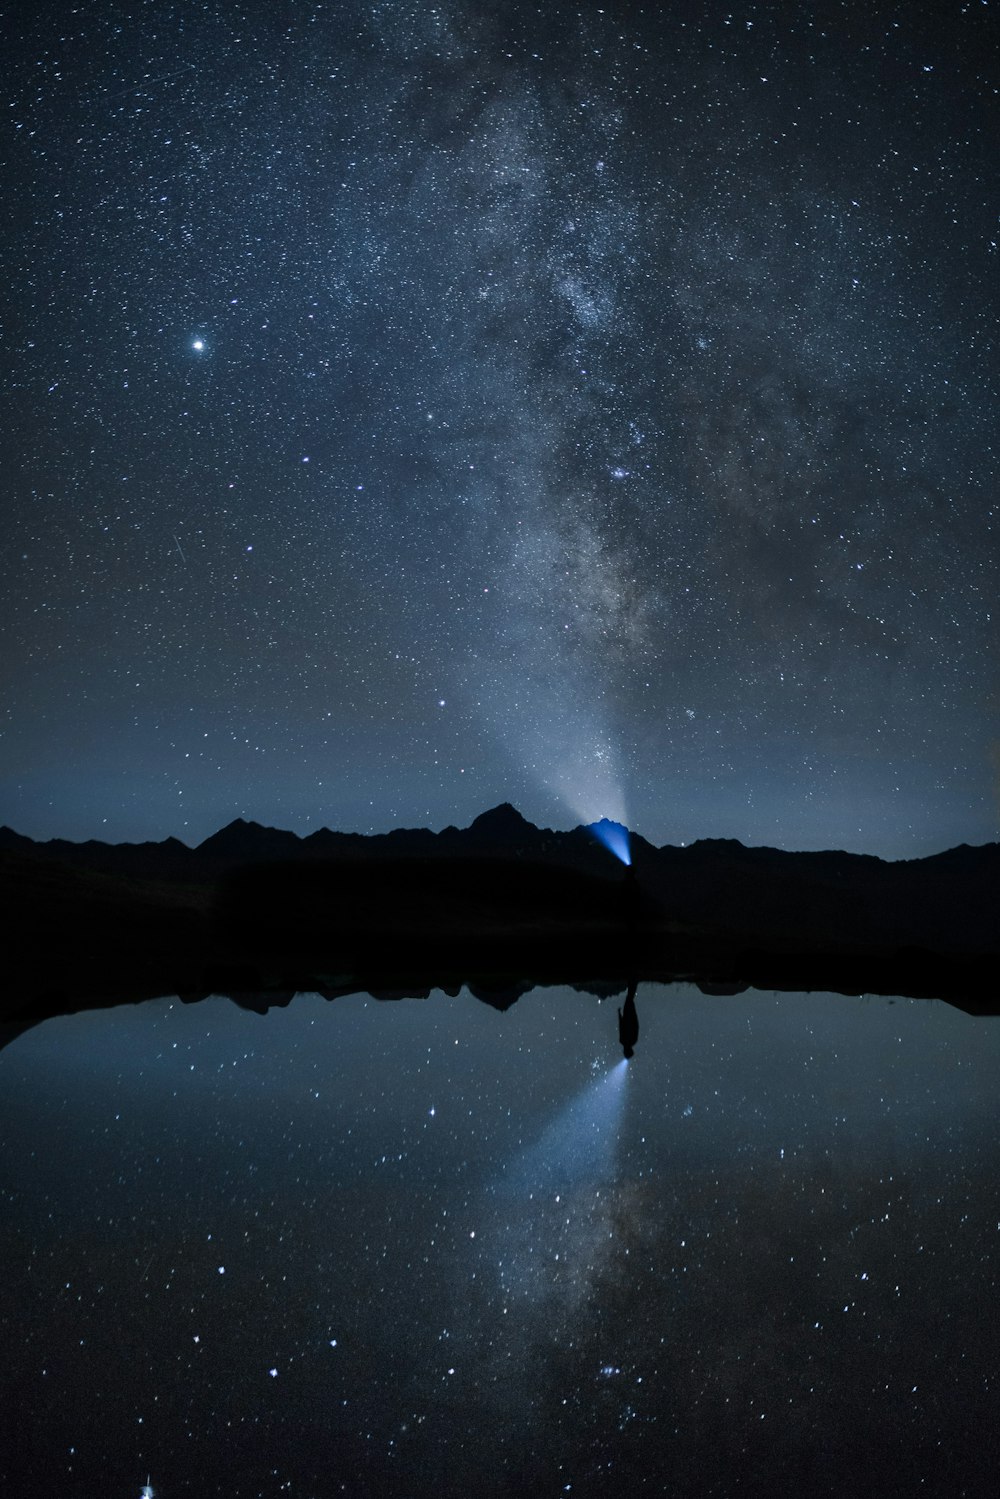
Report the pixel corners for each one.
[2,802,996,867]
[1,802,996,1028]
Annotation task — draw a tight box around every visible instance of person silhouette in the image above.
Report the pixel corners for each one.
[621,862,640,925]
[618,979,639,1059]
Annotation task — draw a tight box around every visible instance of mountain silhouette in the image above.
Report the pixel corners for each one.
[1,805,997,1031]
[465,802,539,846]
[196,818,305,863]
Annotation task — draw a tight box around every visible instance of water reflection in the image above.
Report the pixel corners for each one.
[1,985,998,1496]
[618,979,640,1058]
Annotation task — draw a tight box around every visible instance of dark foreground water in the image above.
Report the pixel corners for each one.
[2,985,998,1498]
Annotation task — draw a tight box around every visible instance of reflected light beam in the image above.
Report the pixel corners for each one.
[504,1059,628,1195]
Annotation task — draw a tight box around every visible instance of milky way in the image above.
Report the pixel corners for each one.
[5,986,1000,1495]
[4,1,997,853]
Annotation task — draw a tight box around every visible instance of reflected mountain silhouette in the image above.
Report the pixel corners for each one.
[1,805,998,1037]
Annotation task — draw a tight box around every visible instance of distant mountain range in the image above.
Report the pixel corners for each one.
[1,804,997,1030]
[2,801,997,951]
[0,802,623,874]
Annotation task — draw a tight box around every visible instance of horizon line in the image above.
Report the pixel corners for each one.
[1,802,995,864]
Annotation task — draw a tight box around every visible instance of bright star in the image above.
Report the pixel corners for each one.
[192,338,205,352]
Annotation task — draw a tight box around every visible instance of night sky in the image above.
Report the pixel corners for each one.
[4,0,998,855]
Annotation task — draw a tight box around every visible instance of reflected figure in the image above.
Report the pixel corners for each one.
[618,980,639,1058]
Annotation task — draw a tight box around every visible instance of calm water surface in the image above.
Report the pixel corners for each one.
[2,985,998,1497]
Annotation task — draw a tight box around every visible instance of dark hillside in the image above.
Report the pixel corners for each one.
[2,808,996,1026]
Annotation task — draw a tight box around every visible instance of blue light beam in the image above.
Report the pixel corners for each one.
[588,817,631,866]
[503,1059,628,1197]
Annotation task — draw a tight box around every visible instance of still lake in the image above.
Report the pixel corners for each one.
[2,983,998,1497]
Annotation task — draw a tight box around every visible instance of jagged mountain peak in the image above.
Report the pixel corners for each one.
[467,803,538,838]
[196,819,302,856]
